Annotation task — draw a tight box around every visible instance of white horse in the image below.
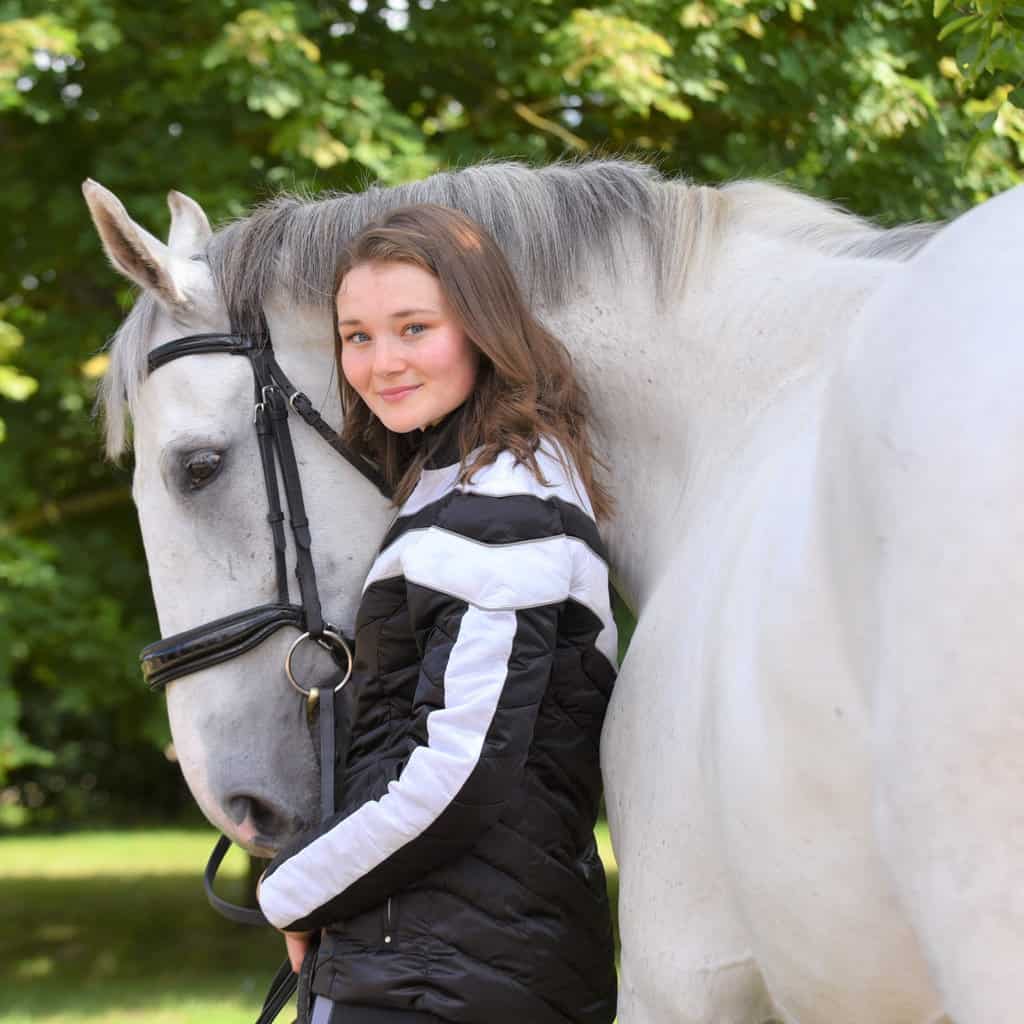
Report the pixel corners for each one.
[84,160,1024,1024]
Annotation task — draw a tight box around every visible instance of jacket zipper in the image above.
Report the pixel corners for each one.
[384,896,394,946]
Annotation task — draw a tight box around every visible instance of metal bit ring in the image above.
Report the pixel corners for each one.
[285,629,353,696]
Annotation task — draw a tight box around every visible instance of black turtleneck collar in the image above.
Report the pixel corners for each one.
[420,403,466,470]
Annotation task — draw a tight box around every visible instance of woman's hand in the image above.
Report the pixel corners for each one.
[258,868,314,973]
[284,930,314,973]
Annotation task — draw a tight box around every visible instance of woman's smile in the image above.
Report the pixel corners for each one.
[377,384,423,401]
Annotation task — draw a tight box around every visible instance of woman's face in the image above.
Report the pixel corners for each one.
[337,261,479,434]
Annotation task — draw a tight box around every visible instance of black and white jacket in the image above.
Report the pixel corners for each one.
[259,414,618,1024]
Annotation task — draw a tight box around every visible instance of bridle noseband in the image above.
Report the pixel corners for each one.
[137,330,392,1024]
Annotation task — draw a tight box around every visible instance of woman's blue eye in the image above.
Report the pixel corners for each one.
[405,323,427,336]
[345,330,370,344]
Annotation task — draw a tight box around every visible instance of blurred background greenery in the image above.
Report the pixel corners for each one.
[0,1,1021,1019]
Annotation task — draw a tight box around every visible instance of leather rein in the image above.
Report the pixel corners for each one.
[138,330,392,1022]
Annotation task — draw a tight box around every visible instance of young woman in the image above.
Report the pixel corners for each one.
[257,204,618,1024]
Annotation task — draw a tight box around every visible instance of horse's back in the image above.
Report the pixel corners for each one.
[820,184,1024,1023]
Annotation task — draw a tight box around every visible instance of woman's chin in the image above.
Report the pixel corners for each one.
[378,414,423,434]
[374,406,431,434]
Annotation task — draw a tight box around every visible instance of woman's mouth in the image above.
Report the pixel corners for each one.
[377,384,422,402]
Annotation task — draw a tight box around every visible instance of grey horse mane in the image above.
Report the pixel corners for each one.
[99,158,939,456]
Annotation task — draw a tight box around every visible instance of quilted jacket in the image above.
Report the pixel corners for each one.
[258,411,618,1023]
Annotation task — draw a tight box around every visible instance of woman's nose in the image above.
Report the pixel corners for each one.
[373,336,406,375]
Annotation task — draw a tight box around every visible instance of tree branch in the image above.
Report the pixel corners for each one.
[513,102,589,152]
[1,486,132,537]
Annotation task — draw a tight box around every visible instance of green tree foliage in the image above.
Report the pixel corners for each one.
[0,310,37,443]
[936,0,1024,93]
[935,1,1024,152]
[0,0,1020,826]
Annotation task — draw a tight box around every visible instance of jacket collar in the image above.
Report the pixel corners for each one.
[420,404,466,470]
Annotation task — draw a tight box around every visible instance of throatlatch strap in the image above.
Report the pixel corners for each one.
[265,351,392,499]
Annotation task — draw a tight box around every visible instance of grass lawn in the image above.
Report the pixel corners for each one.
[0,826,618,1023]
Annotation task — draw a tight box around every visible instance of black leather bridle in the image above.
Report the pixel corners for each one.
[137,330,392,1023]
[140,330,390,692]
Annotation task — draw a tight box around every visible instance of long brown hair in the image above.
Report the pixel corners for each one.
[332,203,613,521]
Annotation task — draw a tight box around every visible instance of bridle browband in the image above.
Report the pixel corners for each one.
[137,329,391,1024]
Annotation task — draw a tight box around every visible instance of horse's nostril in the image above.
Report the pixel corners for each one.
[225,793,298,841]
[226,793,252,825]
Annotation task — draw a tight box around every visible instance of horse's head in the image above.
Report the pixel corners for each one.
[83,181,391,854]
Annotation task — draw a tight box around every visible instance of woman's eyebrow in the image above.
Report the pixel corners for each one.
[389,307,441,318]
[338,307,440,326]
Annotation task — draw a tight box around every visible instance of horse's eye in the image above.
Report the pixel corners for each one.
[182,449,223,490]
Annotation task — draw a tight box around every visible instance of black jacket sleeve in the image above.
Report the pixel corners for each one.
[257,489,573,931]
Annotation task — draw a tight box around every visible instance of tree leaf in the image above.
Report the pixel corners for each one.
[0,365,38,402]
[938,14,981,41]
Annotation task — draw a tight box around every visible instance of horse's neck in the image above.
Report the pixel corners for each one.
[264,298,347,425]
[264,236,895,613]
[550,231,896,610]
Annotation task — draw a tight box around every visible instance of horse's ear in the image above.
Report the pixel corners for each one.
[167,190,212,251]
[81,178,187,308]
